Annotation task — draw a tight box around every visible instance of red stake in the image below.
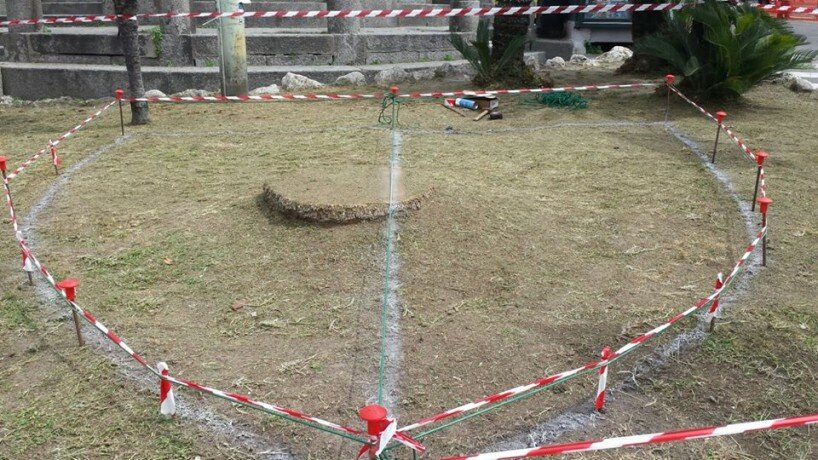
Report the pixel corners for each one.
[595,346,612,412]
[707,273,724,332]
[712,111,727,163]
[56,278,85,346]
[664,74,675,122]
[22,250,35,285]
[358,405,389,459]
[757,197,773,267]
[49,141,60,175]
[751,150,768,211]
[115,88,125,136]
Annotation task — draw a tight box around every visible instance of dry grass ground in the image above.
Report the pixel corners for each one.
[0,73,815,459]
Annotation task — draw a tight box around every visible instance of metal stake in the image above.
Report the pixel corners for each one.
[751,166,762,212]
[762,213,768,267]
[71,310,85,346]
[711,125,721,164]
[118,100,125,136]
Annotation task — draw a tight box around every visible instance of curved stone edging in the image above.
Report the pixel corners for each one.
[262,182,432,224]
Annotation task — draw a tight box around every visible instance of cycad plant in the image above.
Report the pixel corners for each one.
[634,0,817,99]
[450,18,528,86]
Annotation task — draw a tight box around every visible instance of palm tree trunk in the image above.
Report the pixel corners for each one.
[114,0,150,125]
[491,0,531,75]
[631,0,665,40]
[620,0,667,73]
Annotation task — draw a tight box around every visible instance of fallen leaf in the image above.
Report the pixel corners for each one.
[163,258,174,265]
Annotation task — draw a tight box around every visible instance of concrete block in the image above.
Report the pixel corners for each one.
[529,38,574,59]
[190,33,335,59]
[365,31,458,53]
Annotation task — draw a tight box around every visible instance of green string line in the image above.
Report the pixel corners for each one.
[377,104,400,406]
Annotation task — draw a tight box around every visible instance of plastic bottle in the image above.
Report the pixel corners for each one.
[454,98,478,110]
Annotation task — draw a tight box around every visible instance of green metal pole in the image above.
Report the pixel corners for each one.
[217,0,249,96]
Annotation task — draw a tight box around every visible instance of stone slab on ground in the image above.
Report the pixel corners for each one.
[262,165,432,224]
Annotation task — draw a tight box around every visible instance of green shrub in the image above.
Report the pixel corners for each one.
[449,18,527,86]
[634,0,817,99]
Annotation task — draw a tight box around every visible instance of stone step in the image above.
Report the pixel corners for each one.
[42,2,104,15]
[9,27,158,59]
[1,50,549,99]
[191,27,460,65]
[0,60,462,99]
[3,26,464,66]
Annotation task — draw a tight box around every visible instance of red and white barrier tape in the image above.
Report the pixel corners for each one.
[2,3,815,27]
[400,226,766,433]
[441,412,818,459]
[0,3,683,26]
[667,85,757,163]
[1,77,777,456]
[1,176,370,443]
[4,100,117,182]
[668,83,771,196]
[706,272,724,321]
[121,83,657,104]
[158,361,176,416]
[594,347,611,412]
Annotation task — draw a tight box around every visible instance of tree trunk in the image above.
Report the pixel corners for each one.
[491,0,531,75]
[619,0,667,74]
[114,0,149,125]
[631,1,665,41]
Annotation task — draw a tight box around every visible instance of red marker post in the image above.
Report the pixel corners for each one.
[49,140,60,175]
[56,278,84,346]
[711,111,727,163]
[707,272,724,332]
[664,74,675,122]
[751,150,769,212]
[158,361,176,416]
[22,250,35,285]
[0,155,12,224]
[358,405,389,459]
[757,197,772,267]
[115,89,125,136]
[595,346,612,412]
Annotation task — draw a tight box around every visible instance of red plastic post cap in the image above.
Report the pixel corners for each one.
[755,150,768,166]
[664,74,675,85]
[0,156,6,173]
[716,111,727,124]
[56,278,80,301]
[359,404,388,435]
[390,86,398,96]
[115,89,124,100]
[601,346,612,360]
[757,197,773,214]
